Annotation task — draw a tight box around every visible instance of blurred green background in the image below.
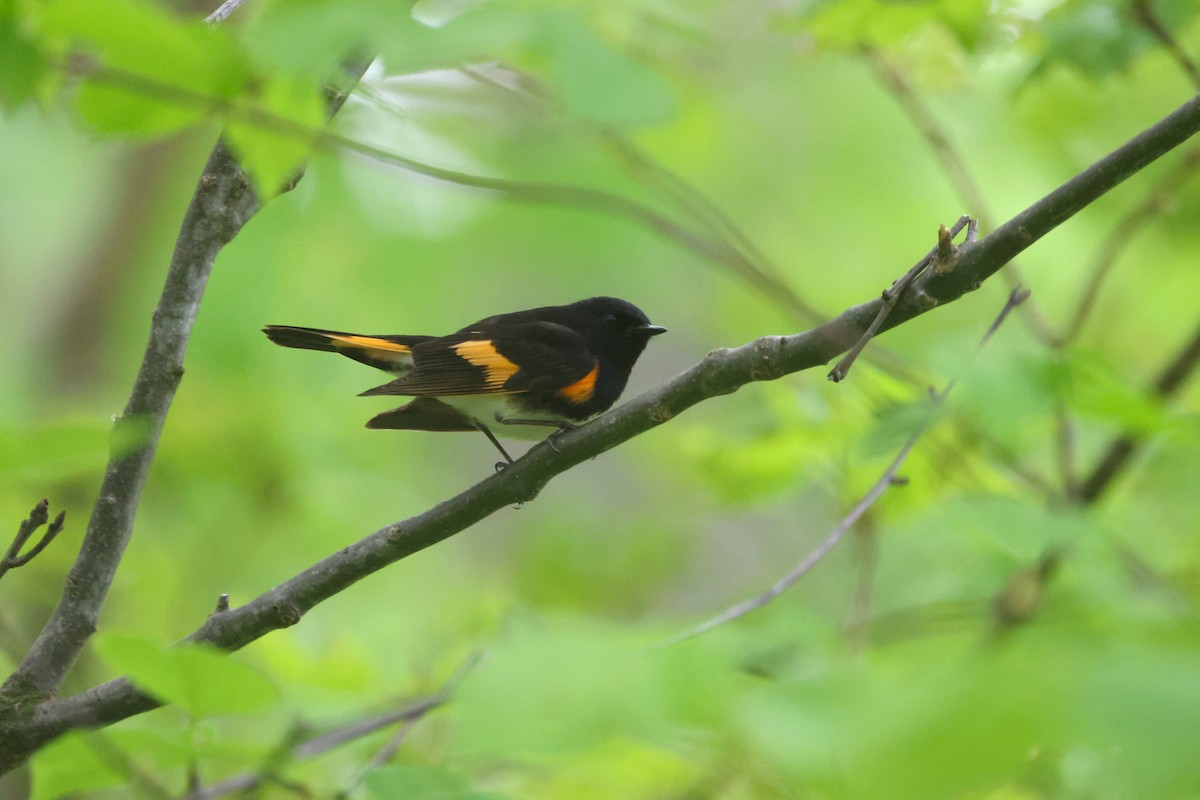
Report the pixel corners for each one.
[3,0,1200,797]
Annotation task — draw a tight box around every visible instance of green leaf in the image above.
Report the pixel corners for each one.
[39,0,249,135]
[0,417,108,480]
[366,765,475,800]
[1033,0,1153,79]
[0,0,48,110]
[536,9,675,127]
[93,633,280,718]
[225,75,326,198]
[1063,350,1169,433]
[30,732,126,800]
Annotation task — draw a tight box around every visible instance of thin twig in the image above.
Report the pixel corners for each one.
[865,46,1059,345]
[457,66,826,325]
[662,288,1031,646]
[844,515,880,652]
[185,652,481,799]
[1134,0,1200,90]
[0,501,66,583]
[1055,403,1080,502]
[828,215,974,382]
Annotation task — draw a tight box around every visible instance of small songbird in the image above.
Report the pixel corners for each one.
[264,296,666,465]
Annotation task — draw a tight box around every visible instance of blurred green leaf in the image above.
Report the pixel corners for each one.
[94,633,280,718]
[225,75,326,198]
[39,0,248,135]
[798,0,993,50]
[366,765,506,799]
[0,0,48,110]
[0,418,108,479]
[536,9,676,127]
[1031,0,1153,79]
[30,731,126,800]
[1062,350,1169,433]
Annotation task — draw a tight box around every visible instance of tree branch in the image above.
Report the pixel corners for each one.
[865,45,1059,345]
[0,60,370,714]
[1,84,1197,777]
[185,652,480,799]
[661,288,1030,646]
[0,90,1193,769]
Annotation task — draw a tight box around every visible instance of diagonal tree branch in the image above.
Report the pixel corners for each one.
[0,61,370,714]
[1,91,1196,771]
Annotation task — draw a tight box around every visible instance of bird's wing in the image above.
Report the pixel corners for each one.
[365,397,478,431]
[359,322,597,397]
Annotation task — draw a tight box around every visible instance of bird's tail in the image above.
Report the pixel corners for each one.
[263,326,431,374]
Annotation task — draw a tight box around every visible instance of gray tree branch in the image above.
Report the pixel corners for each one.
[0,61,369,720]
[1,91,1196,772]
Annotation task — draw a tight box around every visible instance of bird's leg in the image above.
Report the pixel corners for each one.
[477,424,515,473]
[478,423,537,509]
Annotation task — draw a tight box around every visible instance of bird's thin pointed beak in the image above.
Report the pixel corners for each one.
[640,324,668,337]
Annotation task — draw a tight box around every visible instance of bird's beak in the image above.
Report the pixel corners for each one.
[638,323,668,337]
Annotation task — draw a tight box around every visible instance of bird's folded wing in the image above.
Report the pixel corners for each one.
[360,322,596,397]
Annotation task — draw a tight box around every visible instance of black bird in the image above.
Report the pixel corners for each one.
[264,297,666,465]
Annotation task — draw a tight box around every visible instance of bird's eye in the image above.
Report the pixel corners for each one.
[604,314,618,325]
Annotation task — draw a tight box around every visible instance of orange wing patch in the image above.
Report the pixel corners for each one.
[557,362,599,404]
[453,340,520,390]
[327,334,412,354]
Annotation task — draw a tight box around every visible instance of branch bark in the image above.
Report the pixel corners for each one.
[2,91,1197,771]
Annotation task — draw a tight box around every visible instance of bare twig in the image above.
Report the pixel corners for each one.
[1134,0,1200,90]
[185,652,481,799]
[0,501,66,583]
[844,515,880,651]
[456,66,827,325]
[3,84,1199,774]
[1055,403,1080,502]
[865,46,1059,345]
[828,215,975,382]
[663,288,1030,646]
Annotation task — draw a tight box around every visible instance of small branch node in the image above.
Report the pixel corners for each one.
[650,404,674,424]
[213,594,230,614]
[272,603,303,628]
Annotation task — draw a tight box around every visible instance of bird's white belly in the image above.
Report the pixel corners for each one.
[436,395,572,441]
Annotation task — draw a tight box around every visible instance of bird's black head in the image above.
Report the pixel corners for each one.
[570,296,668,342]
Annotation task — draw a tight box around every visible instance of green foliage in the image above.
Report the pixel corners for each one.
[366,765,508,799]
[28,732,126,800]
[4,0,1200,796]
[93,634,280,718]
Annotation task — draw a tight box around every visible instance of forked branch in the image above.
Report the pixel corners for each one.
[0,501,66,583]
